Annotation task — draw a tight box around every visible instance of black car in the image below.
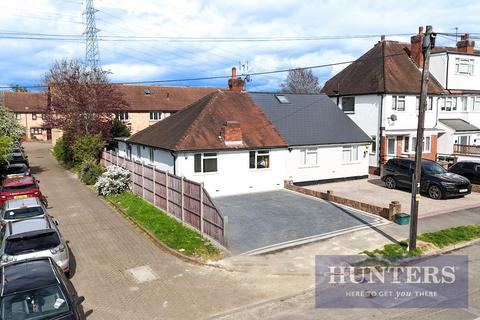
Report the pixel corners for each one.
[381,158,471,199]
[9,153,29,167]
[448,161,480,184]
[0,257,85,319]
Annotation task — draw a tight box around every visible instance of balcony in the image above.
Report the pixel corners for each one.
[454,144,480,155]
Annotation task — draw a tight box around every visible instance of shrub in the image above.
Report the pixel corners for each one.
[79,160,104,185]
[72,134,106,165]
[95,165,130,196]
[53,137,73,164]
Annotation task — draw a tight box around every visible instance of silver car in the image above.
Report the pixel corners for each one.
[0,216,69,275]
[1,197,47,226]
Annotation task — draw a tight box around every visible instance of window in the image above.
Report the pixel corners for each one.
[461,96,468,111]
[249,150,270,169]
[32,113,37,120]
[300,148,318,166]
[144,88,151,96]
[14,113,21,120]
[458,135,470,145]
[149,148,154,162]
[275,95,290,104]
[127,145,132,159]
[194,153,218,173]
[136,144,141,157]
[117,112,129,121]
[392,96,405,111]
[441,97,456,111]
[149,112,163,120]
[370,136,376,154]
[474,97,480,111]
[416,96,434,111]
[411,136,431,153]
[342,145,359,163]
[403,136,410,153]
[455,58,474,75]
[341,96,355,113]
[30,128,42,135]
[387,137,396,155]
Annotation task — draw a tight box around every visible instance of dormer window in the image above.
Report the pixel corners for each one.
[455,58,474,75]
[144,88,151,96]
[275,95,290,104]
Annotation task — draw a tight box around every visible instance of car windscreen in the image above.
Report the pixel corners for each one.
[422,162,447,175]
[5,166,27,175]
[5,231,60,255]
[1,184,36,193]
[0,284,71,319]
[3,207,44,220]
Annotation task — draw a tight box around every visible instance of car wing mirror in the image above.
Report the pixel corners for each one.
[75,296,85,306]
[36,180,40,183]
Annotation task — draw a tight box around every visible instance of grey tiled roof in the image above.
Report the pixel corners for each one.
[250,93,372,146]
[439,119,480,132]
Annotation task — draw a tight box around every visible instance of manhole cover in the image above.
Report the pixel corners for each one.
[126,265,158,283]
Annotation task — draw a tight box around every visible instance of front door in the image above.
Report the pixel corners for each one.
[46,129,52,140]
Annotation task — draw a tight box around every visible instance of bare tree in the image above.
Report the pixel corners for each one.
[43,59,128,144]
[280,68,322,94]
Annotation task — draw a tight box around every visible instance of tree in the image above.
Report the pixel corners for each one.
[0,106,25,141]
[279,68,322,94]
[0,135,13,165]
[43,59,128,145]
[110,118,131,138]
[10,84,29,92]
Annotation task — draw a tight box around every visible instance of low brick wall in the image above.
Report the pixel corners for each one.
[473,184,480,193]
[284,182,399,221]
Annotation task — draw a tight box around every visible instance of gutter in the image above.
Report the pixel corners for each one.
[171,152,177,175]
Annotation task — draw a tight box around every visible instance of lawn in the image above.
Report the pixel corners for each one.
[108,192,222,260]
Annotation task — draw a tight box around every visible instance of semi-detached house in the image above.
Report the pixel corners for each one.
[118,87,371,197]
[322,27,480,174]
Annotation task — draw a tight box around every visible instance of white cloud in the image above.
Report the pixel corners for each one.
[0,0,479,90]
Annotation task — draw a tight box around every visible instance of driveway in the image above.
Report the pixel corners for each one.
[23,142,314,320]
[214,190,386,255]
[306,175,480,218]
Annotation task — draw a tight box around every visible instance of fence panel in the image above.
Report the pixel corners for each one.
[101,150,226,247]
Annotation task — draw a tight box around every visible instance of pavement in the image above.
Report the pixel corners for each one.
[23,142,313,320]
[214,190,385,255]
[306,175,480,218]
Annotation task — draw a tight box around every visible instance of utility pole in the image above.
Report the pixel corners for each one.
[409,25,435,251]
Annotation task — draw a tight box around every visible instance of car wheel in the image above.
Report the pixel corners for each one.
[428,184,442,200]
[385,176,397,189]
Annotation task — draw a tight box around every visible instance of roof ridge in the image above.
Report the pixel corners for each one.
[127,93,216,142]
[173,91,220,150]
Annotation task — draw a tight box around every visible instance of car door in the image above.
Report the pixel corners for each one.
[473,164,480,184]
[397,159,414,188]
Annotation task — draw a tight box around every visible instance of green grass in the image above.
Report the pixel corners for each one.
[417,225,480,248]
[362,240,422,263]
[108,192,222,260]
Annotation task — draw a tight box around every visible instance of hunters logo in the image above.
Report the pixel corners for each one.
[315,255,468,308]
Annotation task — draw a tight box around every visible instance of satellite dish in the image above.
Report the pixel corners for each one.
[390,114,398,121]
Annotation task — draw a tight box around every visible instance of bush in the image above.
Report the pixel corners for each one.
[95,165,130,196]
[72,134,106,166]
[79,160,104,185]
[53,137,73,164]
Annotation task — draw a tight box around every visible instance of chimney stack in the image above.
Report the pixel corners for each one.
[456,34,475,54]
[228,67,245,91]
[221,121,243,146]
[380,35,385,42]
[410,26,424,68]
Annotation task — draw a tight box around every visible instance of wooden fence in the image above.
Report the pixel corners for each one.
[101,150,227,247]
[454,144,480,155]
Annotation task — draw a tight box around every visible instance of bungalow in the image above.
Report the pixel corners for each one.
[118,86,371,196]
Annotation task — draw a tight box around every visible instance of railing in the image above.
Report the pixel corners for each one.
[101,150,227,247]
[454,144,480,155]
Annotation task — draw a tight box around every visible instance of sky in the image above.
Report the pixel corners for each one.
[0,0,479,92]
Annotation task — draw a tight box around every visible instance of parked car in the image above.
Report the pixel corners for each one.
[448,161,480,185]
[9,153,29,166]
[1,197,48,226]
[0,176,47,206]
[381,158,471,199]
[1,163,30,179]
[0,257,85,319]
[0,215,69,274]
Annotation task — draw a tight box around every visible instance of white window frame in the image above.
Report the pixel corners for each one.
[300,148,318,167]
[32,113,37,120]
[474,96,480,111]
[455,58,474,75]
[249,150,270,169]
[194,152,218,173]
[30,128,42,135]
[117,112,129,121]
[341,96,355,114]
[392,96,405,111]
[14,113,21,120]
[149,111,163,121]
[387,137,396,156]
[342,145,359,163]
[149,148,154,162]
[370,136,376,155]
[406,136,431,153]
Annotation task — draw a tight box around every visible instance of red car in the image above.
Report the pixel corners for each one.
[0,176,45,205]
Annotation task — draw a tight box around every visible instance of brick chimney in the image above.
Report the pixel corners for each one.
[410,26,424,68]
[221,121,243,146]
[456,34,475,54]
[228,67,245,91]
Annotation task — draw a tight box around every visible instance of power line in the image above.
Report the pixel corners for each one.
[0,53,404,89]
